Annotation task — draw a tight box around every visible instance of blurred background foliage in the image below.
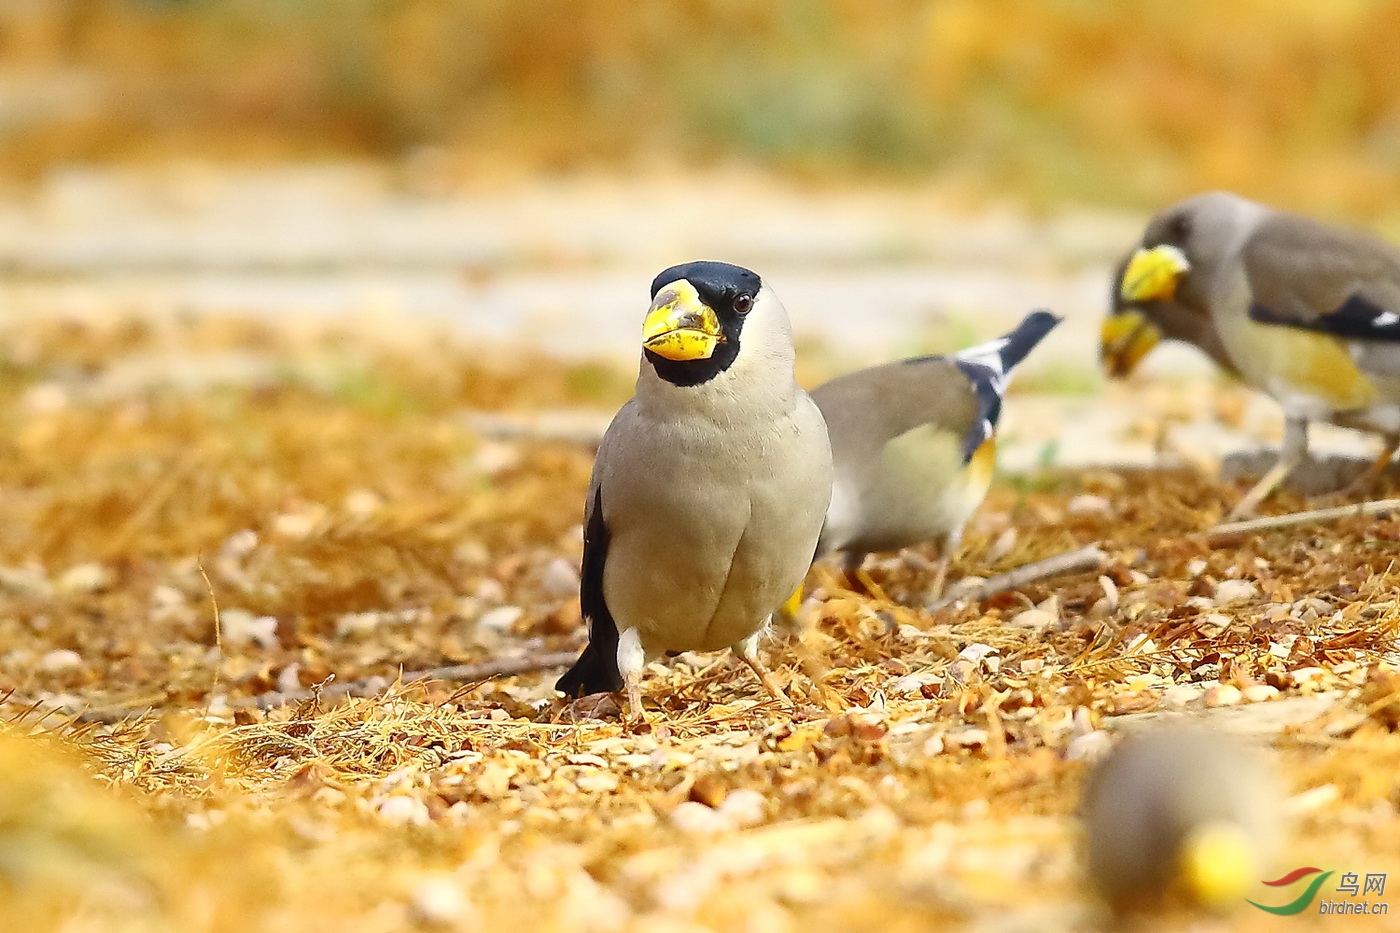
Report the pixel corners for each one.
[1,0,1399,214]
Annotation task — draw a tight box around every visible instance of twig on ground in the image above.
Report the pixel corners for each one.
[74,650,581,723]
[928,543,1107,611]
[1209,498,1400,539]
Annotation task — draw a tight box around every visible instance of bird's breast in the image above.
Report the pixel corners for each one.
[1224,314,1375,413]
[600,408,829,654]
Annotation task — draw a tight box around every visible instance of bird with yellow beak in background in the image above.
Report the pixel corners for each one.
[1104,192,1400,518]
[1082,725,1280,918]
[556,261,832,721]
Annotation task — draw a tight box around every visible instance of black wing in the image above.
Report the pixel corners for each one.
[555,486,624,696]
[1250,293,1400,340]
[1244,213,1400,342]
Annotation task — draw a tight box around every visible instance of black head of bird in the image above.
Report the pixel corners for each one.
[1102,246,1241,380]
[644,261,767,387]
[1102,193,1261,379]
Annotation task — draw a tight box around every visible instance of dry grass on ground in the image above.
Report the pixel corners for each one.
[1,314,1399,931]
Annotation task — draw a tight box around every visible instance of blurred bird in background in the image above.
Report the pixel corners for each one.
[1104,192,1400,518]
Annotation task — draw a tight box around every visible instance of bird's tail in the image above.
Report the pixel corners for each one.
[956,309,1063,375]
[555,638,624,697]
[951,309,1062,461]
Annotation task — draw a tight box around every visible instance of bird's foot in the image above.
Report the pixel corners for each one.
[734,634,794,709]
[925,557,950,601]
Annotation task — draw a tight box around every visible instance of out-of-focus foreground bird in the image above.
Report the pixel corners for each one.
[811,310,1061,595]
[1082,725,1279,916]
[556,261,832,719]
[1104,191,1400,518]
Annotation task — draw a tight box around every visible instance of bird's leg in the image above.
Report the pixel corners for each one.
[1227,416,1309,520]
[927,529,963,600]
[615,626,651,728]
[735,627,791,708]
[1336,433,1400,499]
[927,556,949,601]
[838,550,865,587]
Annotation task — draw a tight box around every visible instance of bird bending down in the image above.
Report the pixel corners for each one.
[556,261,832,721]
[811,310,1061,596]
[1083,725,1279,916]
[1104,191,1400,519]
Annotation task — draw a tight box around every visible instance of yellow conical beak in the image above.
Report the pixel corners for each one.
[1120,244,1190,303]
[643,279,724,361]
[1180,821,1256,909]
[1100,310,1162,377]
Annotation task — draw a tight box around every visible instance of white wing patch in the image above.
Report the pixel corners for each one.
[955,338,1011,394]
[1375,311,1400,328]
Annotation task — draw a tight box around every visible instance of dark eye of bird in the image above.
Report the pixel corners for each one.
[733,294,753,314]
[1169,216,1191,242]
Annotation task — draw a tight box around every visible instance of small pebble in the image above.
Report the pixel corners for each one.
[1066,729,1113,762]
[1287,783,1339,815]
[0,566,51,597]
[472,441,520,476]
[1203,684,1243,707]
[272,511,319,539]
[669,800,732,835]
[1291,666,1327,686]
[1163,684,1205,707]
[56,562,110,595]
[985,527,1017,564]
[1212,579,1257,608]
[957,643,998,666]
[150,585,186,609]
[1097,575,1119,613]
[276,663,301,694]
[221,529,259,558]
[688,774,727,809]
[1242,684,1280,703]
[539,558,580,598]
[343,489,383,517]
[410,874,470,927]
[891,672,942,696]
[1008,608,1056,630]
[1195,612,1230,636]
[477,606,523,632]
[220,609,280,650]
[720,788,766,827]
[474,578,506,602]
[378,795,429,825]
[1066,494,1112,516]
[335,612,381,639]
[40,649,82,673]
[23,382,68,413]
[944,727,989,749]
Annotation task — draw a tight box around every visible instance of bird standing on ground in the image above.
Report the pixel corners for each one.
[1104,191,1400,518]
[811,310,1061,596]
[556,261,832,720]
[1082,725,1279,916]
